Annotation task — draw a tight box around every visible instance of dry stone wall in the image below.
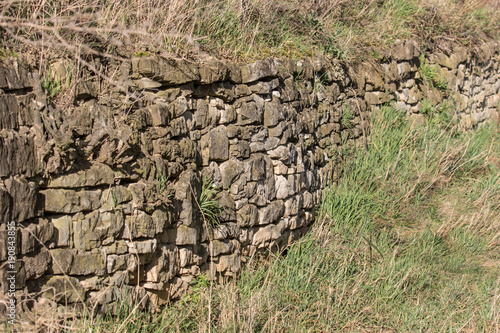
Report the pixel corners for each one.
[1,39,500,313]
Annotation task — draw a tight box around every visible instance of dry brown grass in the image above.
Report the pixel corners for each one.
[0,0,498,63]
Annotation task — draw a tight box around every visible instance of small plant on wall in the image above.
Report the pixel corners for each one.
[419,54,448,92]
[199,177,222,227]
[341,105,355,129]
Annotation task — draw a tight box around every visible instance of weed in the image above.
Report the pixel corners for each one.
[157,173,169,193]
[133,51,150,58]
[421,98,433,115]
[0,46,18,58]
[199,177,222,227]
[419,54,448,92]
[41,75,62,101]
[110,190,117,208]
[341,105,354,129]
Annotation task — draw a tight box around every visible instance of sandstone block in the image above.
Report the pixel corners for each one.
[365,91,391,105]
[48,163,115,188]
[0,131,37,178]
[5,178,39,222]
[258,200,285,225]
[237,204,259,227]
[42,276,86,304]
[127,239,158,254]
[168,225,198,245]
[237,101,263,125]
[42,189,101,214]
[132,56,200,85]
[201,126,229,165]
[240,59,279,83]
[69,250,106,276]
[23,248,51,280]
[217,253,241,274]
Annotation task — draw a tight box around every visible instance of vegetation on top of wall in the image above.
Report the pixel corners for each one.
[0,0,499,63]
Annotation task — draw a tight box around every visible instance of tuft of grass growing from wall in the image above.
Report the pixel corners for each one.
[199,177,222,227]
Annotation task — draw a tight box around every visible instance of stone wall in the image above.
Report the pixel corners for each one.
[1,39,499,313]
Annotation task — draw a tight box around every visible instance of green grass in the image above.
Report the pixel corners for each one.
[199,177,222,227]
[419,54,449,92]
[41,104,500,333]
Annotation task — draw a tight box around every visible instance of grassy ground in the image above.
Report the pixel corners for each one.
[0,0,499,61]
[32,106,499,332]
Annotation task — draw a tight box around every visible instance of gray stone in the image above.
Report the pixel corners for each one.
[201,126,229,165]
[132,56,200,85]
[258,200,285,225]
[249,78,279,94]
[48,163,115,188]
[168,225,198,245]
[20,219,54,254]
[217,253,241,274]
[0,131,37,178]
[264,98,283,127]
[285,195,303,217]
[69,250,106,276]
[237,204,259,227]
[275,175,293,199]
[147,103,170,126]
[198,60,230,84]
[230,141,251,158]
[127,211,156,239]
[145,244,178,283]
[219,159,243,189]
[392,40,419,61]
[240,59,279,83]
[50,248,76,274]
[101,186,132,207]
[23,247,51,280]
[237,101,263,125]
[75,81,97,100]
[42,276,86,304]
[0,59,33,90]
[5,178,38,222]
[0,187,11,225]
[252,224,283,247]
[208,240,234,257]
[127,239,158,254]
[365,91,391,105]
[73,211,123,251]
[174,169,199,226]
[50,215,72,247]
[134,77,162,89]
[0,94,24,129]
[42,189,101,214]
[211,222,240,240]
